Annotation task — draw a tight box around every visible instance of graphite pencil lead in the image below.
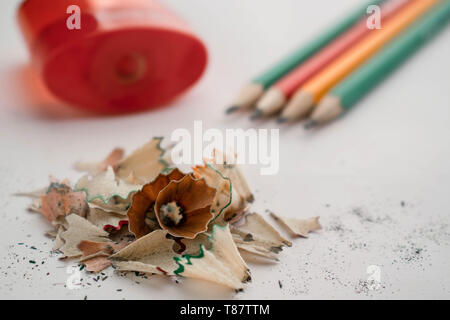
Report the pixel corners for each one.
[276,117,288,124]
[250,110,263,121]
[225,105,239,114]
[304,120,317,130]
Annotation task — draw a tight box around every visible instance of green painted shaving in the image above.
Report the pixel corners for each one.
[153,136,171,169]
[73,185,137,205]
[173,243,206,275]
[173,223,228,276]
[206,164,232,222]
[74,137,171,205]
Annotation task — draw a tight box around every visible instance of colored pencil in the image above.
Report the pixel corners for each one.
[255,0,410,119]
[279,0,438,122]
[306,1,450,128]
[226,0,385,114]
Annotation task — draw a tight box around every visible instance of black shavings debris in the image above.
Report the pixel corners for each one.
[354,279,385,295]
[411,223,450,246]
[351,207,392,225]
[323,269,348,288]
[325,216,353,235]
[348,242,368,250]
[276,253,313,295]
[278,280,282,289]
[393,241,427,264]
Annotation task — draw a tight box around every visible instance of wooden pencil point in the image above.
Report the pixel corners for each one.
[229,83,264,112]
[310,95,343,126]
[280,90,314,122]
[227,0,386,116]
[256,88,286,117]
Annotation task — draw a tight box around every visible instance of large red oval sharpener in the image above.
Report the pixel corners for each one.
[18,0,208,113]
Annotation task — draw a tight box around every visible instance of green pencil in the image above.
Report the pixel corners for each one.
[226,0,385,113]
[307,0,450,127]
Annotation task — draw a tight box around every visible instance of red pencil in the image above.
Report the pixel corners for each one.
[253,0,411,119]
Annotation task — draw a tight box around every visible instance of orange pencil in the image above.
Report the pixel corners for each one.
[254,0,411,118]
[279,0,438,122]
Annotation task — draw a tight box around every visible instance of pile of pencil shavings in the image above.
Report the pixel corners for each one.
[21,137,322,291]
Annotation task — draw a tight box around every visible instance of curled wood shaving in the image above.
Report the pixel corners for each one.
[109,230,178,275]
[208,224,250,282]
[232,234,279,261]
[41,182,89,221]
[17,180,89,221]
[75,166,140,204]
[75,148,125,174]
[127,168,186,239]
[87,206,128,231]
[194,150,253,223]
[52,225,66,251]
[59,214,110,258]
[89,195,132,213]
[155,175,216,239]
[88,203,127,216]
[46,228,58,238]
[78,240,129,272]
[211,149,254,203]
[116,138,168,185]
[231,213,291,252]
[192,164,235,223]
[269,212,321,237]
[80,256,111,273]
[28,198,42,213]
[174,224,250,290]
[177,233,210,255]
[235,242,279,261]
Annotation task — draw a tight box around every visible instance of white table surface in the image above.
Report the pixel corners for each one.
[1,0,449,299]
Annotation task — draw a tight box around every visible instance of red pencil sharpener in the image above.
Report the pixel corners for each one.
[18,0,208,114]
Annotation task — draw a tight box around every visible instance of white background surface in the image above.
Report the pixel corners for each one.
[1,0,450,299]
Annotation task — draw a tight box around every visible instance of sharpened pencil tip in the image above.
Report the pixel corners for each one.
[250,110,263,121]
[225,105,239,114]
[304,120,317,130]
[277,117,288,124]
